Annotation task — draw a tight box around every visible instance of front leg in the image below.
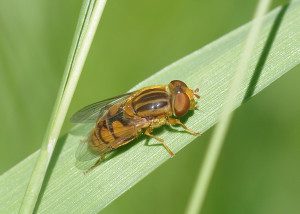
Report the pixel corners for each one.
[144,127,174,157]
[167,117,200,136]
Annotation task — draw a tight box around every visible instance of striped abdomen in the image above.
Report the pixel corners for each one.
[91,103,137,152]
[131,87,171,118]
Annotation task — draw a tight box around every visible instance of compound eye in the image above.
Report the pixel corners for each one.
[174,93,190,117]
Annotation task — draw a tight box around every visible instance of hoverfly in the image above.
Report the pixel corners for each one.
[71,80,200,170]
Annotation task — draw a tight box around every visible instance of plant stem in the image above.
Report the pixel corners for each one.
[185,0,271,214]
[19,0,107,213]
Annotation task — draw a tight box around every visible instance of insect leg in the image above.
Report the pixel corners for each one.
[167,117,200,136]
[84,153,106,174]
[144,128,174,157]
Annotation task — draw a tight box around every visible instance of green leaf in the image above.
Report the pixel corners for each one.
[1,2,299,213]
[186,0,273,213]
[17,0,108,213]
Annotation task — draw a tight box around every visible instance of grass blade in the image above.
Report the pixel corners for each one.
[0,1,299,213]
[185,0,272,213]
[19,0,107,213]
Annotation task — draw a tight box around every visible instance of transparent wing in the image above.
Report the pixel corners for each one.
[75,139,100,170]
[75,139,100,162]
[70,92,134,123]
[74,136,108,171]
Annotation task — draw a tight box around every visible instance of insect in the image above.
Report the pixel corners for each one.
[71,80,200,170]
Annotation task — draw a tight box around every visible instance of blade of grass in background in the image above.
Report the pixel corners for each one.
[185,0,272,213]
[0,1,299,213]
[19,0,107,213]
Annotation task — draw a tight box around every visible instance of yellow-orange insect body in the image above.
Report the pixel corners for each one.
[71,80,200,169]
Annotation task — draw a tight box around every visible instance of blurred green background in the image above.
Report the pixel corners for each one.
[0,0,299,213]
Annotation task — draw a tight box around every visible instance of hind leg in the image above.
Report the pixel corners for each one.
[84,153,106,174]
